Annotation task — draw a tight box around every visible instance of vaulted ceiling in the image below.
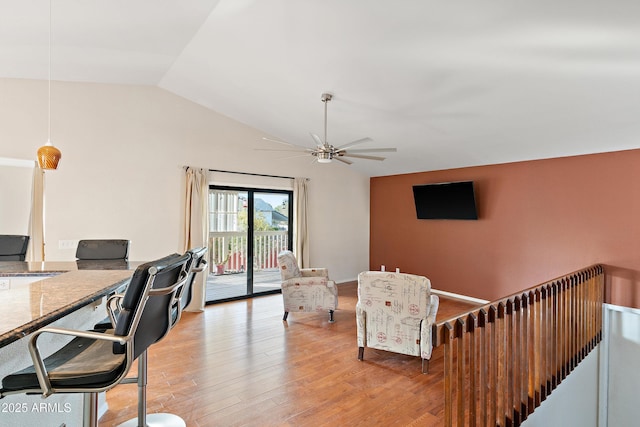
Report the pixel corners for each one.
[3,0,640,176]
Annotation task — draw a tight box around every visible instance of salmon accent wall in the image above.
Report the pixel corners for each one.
[370,149,640,308]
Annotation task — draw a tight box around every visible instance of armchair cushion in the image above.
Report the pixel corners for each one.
[277,251,301,280]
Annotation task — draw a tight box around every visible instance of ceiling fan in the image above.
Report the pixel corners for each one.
[259,93,397,165]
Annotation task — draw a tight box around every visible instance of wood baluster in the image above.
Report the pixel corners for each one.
[505,299,514,427]
[512,297,522,426]
[455,318,466,426]
[562,278,569,381]
[489,305,498,427]
[497,302,506,427]
[440,322,455,427]
[467,313,478,427]
[478,309,488,427]
[549,282,558,391]
[562,278,572,380]
[533,289,541,408]
[548,283,555,394]
[527,291,538,414]
[520,293,529,422]
[579,272,586,360]
[592,269,597,341]
[583,272,588,358]
[556,280,564,386]
[540,286,548,402]
[569,274,579,372]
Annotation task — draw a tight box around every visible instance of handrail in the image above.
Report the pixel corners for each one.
[432,264,604,427]
[208,230,288,272]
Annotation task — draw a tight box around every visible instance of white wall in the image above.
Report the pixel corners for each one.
[600,304,640,427]
[521,347,600,427]
[0,159,33,235]
[0,78,369,282]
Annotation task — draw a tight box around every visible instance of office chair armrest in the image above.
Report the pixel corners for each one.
[300,268,329,278]
[191,258,207,273]
[106,293,125,327]
[27,327,128,397]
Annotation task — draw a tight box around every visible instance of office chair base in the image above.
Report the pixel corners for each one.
[118,413,186,427]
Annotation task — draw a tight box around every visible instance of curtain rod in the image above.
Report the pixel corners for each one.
[207,168,309,181]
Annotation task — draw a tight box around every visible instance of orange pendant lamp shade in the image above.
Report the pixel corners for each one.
[37,139,61,170]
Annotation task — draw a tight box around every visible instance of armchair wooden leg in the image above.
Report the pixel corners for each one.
[421,358,429,374]
[358,347,364,361]
[328,310,335,323]
[283,311,289,321]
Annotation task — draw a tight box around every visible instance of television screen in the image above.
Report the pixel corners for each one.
[412,181,478,220]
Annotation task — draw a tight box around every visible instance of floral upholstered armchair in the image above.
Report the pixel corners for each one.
[277,250,338,322]
[356,271,439,373]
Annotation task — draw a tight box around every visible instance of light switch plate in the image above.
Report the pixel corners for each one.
[58,240,78,249]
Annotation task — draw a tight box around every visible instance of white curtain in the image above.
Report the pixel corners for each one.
[294,177,309,268]
[182,167,210,312]
[27,165,44,262]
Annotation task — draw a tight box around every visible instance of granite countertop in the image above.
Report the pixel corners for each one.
[0,260,140,275]
[0,262,135,348]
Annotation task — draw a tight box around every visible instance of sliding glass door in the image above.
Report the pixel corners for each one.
[206,186,293,303]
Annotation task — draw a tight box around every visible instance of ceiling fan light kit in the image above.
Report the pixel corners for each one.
[259,92,397,165]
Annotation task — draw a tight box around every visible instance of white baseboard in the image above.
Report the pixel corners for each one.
[431,289,489,305]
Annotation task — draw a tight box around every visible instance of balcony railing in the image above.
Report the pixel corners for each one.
[432,264,604,427]
[208,231,288,272]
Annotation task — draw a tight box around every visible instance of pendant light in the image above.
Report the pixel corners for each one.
[37,0,61,170]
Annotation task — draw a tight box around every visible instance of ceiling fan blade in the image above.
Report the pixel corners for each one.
[310,133,324,147]
[334,137,373,151]
[334,156,353,165]
[254,148,312,153]
[345,148,397,153]
[262,136,295,146]
[281,153,316,160]
[341,153,386,161]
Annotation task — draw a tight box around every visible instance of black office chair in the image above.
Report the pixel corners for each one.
[100,247,208,333]
[75,239,130,270]
[0,252,192,426]
[76,239,130,260]
[177,247,208,314]
[0,235,30,261]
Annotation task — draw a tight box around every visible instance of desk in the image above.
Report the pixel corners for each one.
[0,262,135,427]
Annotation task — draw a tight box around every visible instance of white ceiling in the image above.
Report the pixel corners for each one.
[3,0,640,177]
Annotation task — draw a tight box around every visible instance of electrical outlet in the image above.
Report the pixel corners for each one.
[0,279,10,291]
[58,240,78,249]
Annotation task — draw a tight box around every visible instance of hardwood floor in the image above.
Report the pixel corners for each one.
[100,282,479,426]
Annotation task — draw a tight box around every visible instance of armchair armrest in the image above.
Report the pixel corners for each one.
[420,294,440,359]
[282,276,330,288]
[300,268,329,278]
[27,327,128,397]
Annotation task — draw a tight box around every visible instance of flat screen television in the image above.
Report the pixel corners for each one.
[412,181,478,220]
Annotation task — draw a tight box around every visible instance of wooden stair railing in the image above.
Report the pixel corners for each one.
[432,265,604,427]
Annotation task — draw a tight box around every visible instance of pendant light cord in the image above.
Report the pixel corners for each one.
[48,0,52,144]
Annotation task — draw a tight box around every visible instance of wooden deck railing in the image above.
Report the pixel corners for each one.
[432,264,604,427]
[209,230,288,272]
